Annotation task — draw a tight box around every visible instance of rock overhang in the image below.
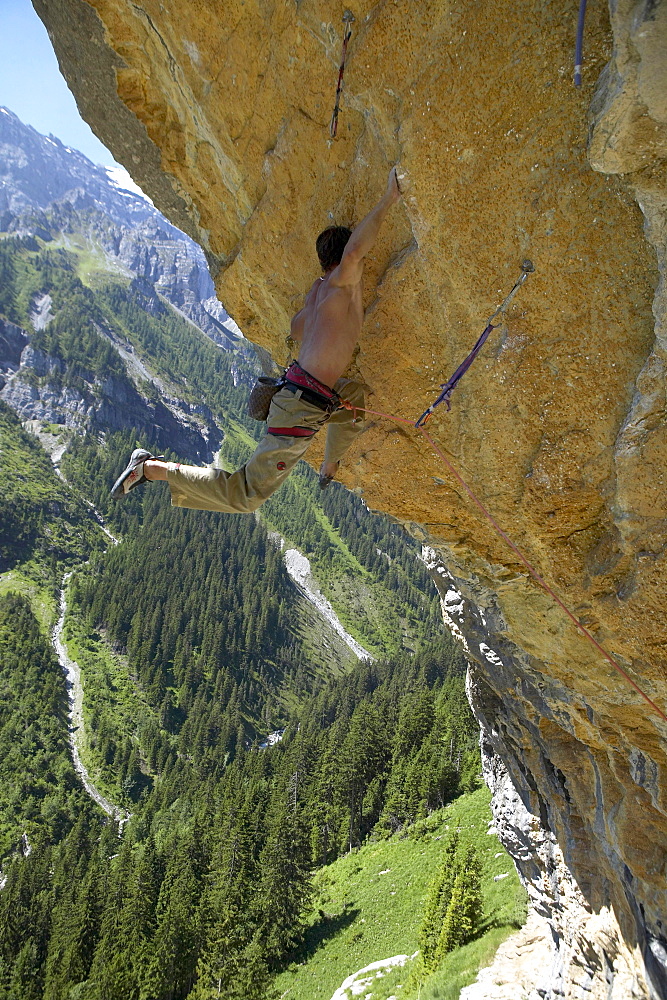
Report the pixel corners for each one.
[32,0,667,995]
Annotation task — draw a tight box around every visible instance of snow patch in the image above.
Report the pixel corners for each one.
[329,955,411,1000]
[105,165,154,204]
[284,548,374,661]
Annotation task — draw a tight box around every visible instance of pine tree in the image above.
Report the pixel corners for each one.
[141,840,202,1000]
[87,841,138,1000]
[417,831,460,972]
[434,844,483,961]
[7,939,41,1000]
[256,800,312,968]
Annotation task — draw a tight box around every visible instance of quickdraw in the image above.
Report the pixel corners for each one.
[415,260,535,428]
[574,0,588,86]
[330,11,355,139]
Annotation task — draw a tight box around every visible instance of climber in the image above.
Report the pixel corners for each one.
[111,165,403,510]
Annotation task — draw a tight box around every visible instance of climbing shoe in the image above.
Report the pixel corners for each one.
[318,462,339,490]
[111,448,158,499]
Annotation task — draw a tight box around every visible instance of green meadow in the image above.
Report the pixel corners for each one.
[274,786,527,1000]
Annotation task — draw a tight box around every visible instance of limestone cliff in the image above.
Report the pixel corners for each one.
[33,1,667,996]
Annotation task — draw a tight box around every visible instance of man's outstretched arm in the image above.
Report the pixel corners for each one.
[332,167,402,287]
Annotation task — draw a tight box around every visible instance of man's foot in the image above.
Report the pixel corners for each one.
[111,448,158,499]
[319,460,339,490]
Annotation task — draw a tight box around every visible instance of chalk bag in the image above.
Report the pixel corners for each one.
[248,376,284,421]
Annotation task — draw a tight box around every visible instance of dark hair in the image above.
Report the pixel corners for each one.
[316,226,352,270]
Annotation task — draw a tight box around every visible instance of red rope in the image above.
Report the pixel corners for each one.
[342,401,667,725]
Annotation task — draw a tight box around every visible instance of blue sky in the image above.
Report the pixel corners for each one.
[0,0,115,165]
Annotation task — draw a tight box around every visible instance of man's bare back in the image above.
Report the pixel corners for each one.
[291,166,402,390]
[293,273,364,388]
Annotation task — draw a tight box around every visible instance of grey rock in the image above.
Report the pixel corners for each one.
[0,318,28,385]
[423,543,667,1000]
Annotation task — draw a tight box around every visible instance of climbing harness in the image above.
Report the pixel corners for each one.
[330,11,355,139]
[574,0,587,86]
[415,260,535,428]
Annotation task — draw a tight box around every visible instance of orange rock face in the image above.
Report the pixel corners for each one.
[34,0,667,994]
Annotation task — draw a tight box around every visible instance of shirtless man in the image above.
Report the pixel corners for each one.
[111,167,402,511]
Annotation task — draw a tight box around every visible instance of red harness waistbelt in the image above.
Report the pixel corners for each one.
[284,362,337,399]
[267,426,317,437]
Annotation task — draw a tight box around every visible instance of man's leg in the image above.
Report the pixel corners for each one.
[161,430,311,513]
[320,378,366,485]
[131,389,329,513]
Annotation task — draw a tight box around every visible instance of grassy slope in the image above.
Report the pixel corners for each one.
[0,569,55,632]
[256,460,436,659]
[274,787,527,1000]
[60,607,162,797]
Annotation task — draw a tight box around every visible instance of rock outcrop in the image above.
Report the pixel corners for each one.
[0,318,28,387]
[0,334,223,462]
[33,1,667,995]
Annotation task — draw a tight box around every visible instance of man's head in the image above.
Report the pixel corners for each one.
[316,226,352,271]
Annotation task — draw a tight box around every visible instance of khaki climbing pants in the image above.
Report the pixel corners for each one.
[166,378,365,514]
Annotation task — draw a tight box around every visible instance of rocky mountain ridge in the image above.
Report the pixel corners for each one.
[0,306,225,465]
[0,106,244,350]
[0,109,263,459]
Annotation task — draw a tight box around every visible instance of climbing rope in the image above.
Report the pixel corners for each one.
[415,260,535,428]
[574,0,588,86]
[340,320,667,727]
[330,10,355,139]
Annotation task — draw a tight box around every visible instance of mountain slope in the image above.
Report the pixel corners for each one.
[0,105,243,349]
[0,399,105,581]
